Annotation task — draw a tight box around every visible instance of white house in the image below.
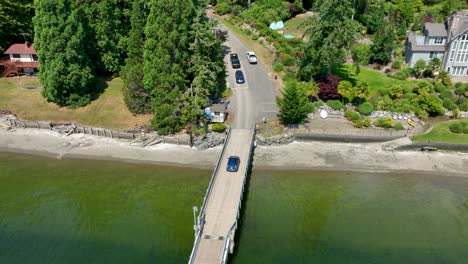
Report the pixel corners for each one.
[405,10,468,78]
[0,42,39,77]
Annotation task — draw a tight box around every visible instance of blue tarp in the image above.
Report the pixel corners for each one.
[269,21,284,30]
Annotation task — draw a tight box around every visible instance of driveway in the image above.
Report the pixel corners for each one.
[218,23,278,129]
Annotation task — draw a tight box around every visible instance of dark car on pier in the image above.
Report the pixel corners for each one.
[226,156,240,172]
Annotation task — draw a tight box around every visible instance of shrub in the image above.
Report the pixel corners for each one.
[211,123,226,132]
[391,60,402,69]
[443,98,457,110]
[455,82,464,89]
[374,117,394,128]
[449,122,463,134]
[394,123,404,130]
[244,29,252,35]
[434,82,446,93]
[385,68,392,73]
[314,101,324,108]
[459,101,468,111]
[390,71,408,80]
[415,109,429,120]
[273,63,284,72]
[283,57,296,66]
[403,87,413,94]
[353,119,364,128]
[318,75,341,100]
[378,88,390,96]
[404,92,417,100]
[439,90,454,100]
[412,93,445,116]
[363,118,371,127]
[251,34,259,40]
[351,44,371,65]
[327,100,344,110]
[455,86,465,96]
[390,84,404,99]
[358,102,374,115]
[214,2,231,15]
[414,81,434,94]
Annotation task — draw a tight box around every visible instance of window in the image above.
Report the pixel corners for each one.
[454,41,458,49]
[434,38,443,44]
[450,51,455,61]
[429,51,434,58]
[12,54,20,58]
[32,54,38,61]
[463,35,466,41]
[457,52,462,62]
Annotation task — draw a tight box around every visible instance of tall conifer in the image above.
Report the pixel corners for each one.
[144,0,195,134]
[33,0,95,107]
[121,0,151,114]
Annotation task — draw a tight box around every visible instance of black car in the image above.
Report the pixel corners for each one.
[235,70,245,84]
[226,156,240,172]
[230,53,241,69]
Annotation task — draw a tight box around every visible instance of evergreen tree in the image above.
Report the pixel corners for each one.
[144,0,195,134]
[277,80,313,124]
[184,0,225,126]
[33,0,95,107]
[121,0,151,114]
[81,0,131,73]
[397,0,415,24]
[301,0,361,79]
[370,19,396,64]
[0,0,34,52]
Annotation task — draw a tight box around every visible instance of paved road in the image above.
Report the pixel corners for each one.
[219,23,278,129]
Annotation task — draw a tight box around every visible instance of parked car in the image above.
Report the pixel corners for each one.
[246,51,257,64]
[230,53,241,68]
[226,156,240,172]
[235,70,245,84]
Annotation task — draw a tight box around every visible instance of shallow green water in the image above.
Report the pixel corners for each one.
[231,170,468,263]
[0,152,467,263]
[0,152,210,264]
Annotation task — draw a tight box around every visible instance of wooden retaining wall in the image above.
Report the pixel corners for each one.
[8,119,190,146]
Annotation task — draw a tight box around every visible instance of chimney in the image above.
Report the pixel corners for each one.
[25,41,30,48]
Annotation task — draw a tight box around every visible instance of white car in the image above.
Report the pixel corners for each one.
[246,51,257,64]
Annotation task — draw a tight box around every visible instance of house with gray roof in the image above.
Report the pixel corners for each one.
[405,10,468,79]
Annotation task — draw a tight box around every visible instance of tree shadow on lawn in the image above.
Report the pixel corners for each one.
[331,63,358,86]
[90,75,111,101]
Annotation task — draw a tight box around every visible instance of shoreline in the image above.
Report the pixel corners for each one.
[1,127,468,178]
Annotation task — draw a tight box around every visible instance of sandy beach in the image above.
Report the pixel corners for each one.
[1,125,467,177]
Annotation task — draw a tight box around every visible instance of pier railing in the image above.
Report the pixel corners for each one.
[188,126,232,264]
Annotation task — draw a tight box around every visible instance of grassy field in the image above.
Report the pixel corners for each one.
[412,120,468,144]
[0,77,152,130]
[283,15,307,38]
[333,64,420,97]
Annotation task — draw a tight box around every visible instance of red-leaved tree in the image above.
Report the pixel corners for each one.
[318,75,341,100]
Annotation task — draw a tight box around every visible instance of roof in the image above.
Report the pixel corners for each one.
[407,34,446,52]
[4,43,36,55]
[425,23,447,37]
[211,103,227,113]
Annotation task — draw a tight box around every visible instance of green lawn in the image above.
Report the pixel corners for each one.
[0,77,152,130]
[412,120,468,144]
[284,15,307,38]
[332,64,420,97]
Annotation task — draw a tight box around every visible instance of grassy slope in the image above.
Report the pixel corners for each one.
[0,77,152,130]
[333,64,420,96]
[413,120,468,144]
[283,15,307,38]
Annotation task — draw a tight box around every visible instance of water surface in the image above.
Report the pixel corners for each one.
[0,152,467,263]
